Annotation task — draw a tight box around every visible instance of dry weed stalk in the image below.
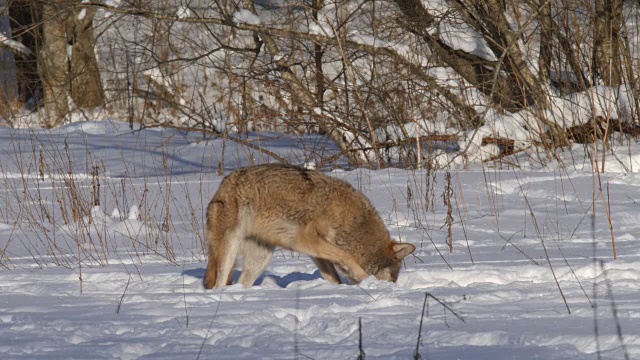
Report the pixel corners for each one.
[443,170,453,253]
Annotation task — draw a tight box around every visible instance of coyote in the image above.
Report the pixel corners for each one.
[203,164,415,289]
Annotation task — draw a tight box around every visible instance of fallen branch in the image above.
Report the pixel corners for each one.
[139,116,640,167]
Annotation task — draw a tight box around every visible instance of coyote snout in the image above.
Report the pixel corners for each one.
[203,164,415,289]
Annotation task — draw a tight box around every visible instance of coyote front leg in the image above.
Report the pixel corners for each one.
[294,223,369,283]
[311,257,342,284]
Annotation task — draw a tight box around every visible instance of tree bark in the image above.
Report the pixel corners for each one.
[593,0,623,86]
[553,12,591,91]
[39,0,104,127]
[68,5,104,109]
[39,2,69,127]
[313,0,325,108]
[538,0,552,83]
[453,0,548,109]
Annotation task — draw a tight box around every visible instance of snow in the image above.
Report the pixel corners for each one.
[176,6,191,19]
[438,21,497,62]
[349,33,389,49]
[309,21,334,36]
[0,121,639,359]
[233,9,261,26]
[103,0,122,7]
[78,8,87,21]
[547,86,635,126]
[66,44,73,61]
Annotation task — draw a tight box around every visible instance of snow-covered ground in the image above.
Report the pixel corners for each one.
[0,121,639,359]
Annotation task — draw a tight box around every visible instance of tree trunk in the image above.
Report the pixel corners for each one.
[593,0,623,86]
[313,0,325,108]
[0,2,17,120]
[393,0,515,110]
[39,2,69,127]
[453,0,548,109]
[8,0,42,107]
[538,0,552,83]
[40,0,103,127]
[68,6,104,109]
[395,0,549,111]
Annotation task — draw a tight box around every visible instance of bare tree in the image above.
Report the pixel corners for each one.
[6,0,104,127]
[12,0,635,164]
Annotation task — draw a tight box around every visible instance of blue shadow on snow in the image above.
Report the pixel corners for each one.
[182,267,324,288]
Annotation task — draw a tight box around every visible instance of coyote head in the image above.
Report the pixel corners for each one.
[366,242,416,282]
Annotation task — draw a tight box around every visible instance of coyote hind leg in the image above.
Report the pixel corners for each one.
[204,243,235,289]
[204,236,238,289]
[237,238,274,288]
[204,200,242,289]
[209,228,242,288]
[204,242,219,289]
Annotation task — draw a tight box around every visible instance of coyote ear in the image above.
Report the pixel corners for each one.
[391,242,416,260]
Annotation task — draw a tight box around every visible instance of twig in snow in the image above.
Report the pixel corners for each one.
[196,300,221,360]
[183,267,190,328]
[413,292,428,360]
[116,276,131,314]
[514,170,571,314]
[601,260,630,360]
[414,292,465,359]
[592,214,602,360]
[357,317,365,360]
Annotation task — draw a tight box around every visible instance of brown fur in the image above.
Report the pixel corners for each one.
[203,164,415,289]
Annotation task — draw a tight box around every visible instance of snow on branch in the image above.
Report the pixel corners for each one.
[0,33,31,57]
[233,9,261,26]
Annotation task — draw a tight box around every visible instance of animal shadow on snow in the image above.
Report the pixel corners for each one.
[183,268,328,288]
